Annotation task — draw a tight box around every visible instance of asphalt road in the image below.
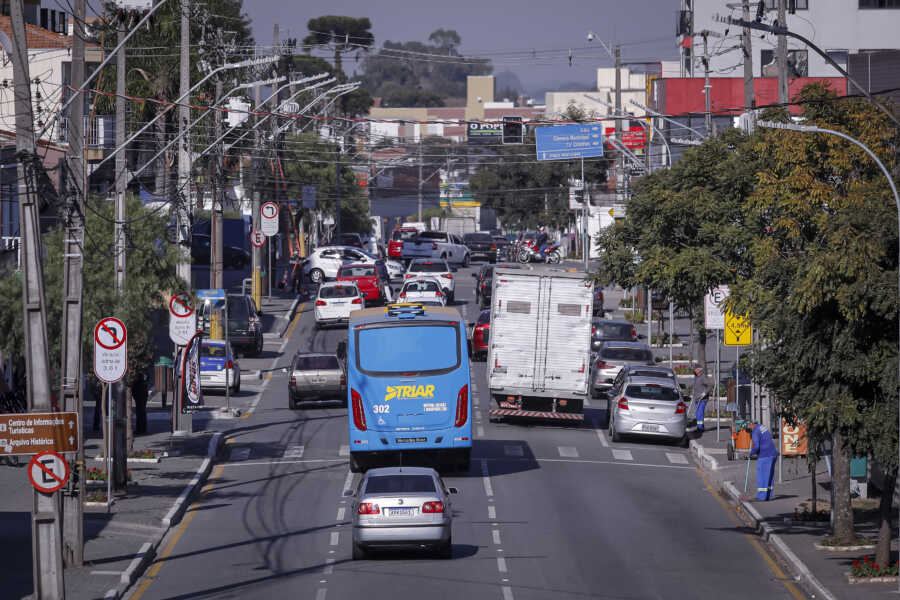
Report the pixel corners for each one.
[126,264,806,600]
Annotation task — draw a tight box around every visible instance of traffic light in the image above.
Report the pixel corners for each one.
[502,116,524,144]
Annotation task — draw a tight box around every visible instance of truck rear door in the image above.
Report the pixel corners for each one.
[489,273,540,391]
[540,277,593,394]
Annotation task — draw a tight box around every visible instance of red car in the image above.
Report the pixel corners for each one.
[337,263,384,305]
[469,308,490,361]
[388,227,420,259]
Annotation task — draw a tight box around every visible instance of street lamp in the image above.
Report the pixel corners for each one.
[758,119,900,574]
[584,94,672,170]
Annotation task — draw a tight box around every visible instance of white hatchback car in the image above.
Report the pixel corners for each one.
[404,259,455,302]
[397,277,447,305]
[303,246,380,284]
[314,282,365,327]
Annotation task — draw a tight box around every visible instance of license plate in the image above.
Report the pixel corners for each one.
[333,301,345,305]
[389,507,415,516]
[642,424,660,432]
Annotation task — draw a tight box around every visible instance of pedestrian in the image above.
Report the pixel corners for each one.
[691,366,710,433]
[749,423,779,500]
[132,372,149,435]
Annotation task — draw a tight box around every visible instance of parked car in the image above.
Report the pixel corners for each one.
[591,318,638,350]
[378,258,405,281]
[397,277,446,305]
[607,375,688,446]
[388,227,420,259]
[612,364,678,387]
[190,234,250,269]
[590,341,655,398]
[492,236,511,260]
[302,246,380,283]
[337,263,385,306]
[348,466,458,559]
[404,259,455,302]
[288,352,346,409]
[198,340,240,394]
[198,294,263,357]
[314,282,364,327]
[472,263,522,309]
[333,232,364,248]
[468,308,490,360]
[462,232,497,263]
[401,231,470,265]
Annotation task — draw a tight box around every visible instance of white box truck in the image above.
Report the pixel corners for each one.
[487,267,594,422]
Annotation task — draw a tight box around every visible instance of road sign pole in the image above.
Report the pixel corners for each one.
[582,156,588,273]
[716,330,721,442]
[107,383,112,505]
[268,237,272,300]
[225,295,230,412]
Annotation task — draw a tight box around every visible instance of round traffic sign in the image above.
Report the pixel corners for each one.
[710,288,728,306]
[250,229,265,248]
[169,292,194,317]
[94,317,127,350]
[28,451,69,493]
[261,202,279,220]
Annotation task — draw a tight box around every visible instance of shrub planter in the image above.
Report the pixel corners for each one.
[814,538,876,552]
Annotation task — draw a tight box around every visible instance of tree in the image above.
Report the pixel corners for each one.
[303,16,374,80]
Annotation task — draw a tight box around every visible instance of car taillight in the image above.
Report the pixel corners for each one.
[591,326,596,335]
[631,328,637,340]
[316,300,327,306]
[422,501,444,513]
[675,401,686,414]
[455,384,468,427]
[481,281,487,289]
[405,274,413,278]
[399,292,406,298]
[436,290,443,297]
[289,375,296,387]
[226,360,233,369]
[596,360,608,369]
[490,244,496,250]
[618,397,629,410]
[352,297,362,304]
[441,273,452,279]
[351,389,367,431]
[358,502,380,515]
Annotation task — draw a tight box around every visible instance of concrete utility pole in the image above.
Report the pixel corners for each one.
[336,137,343,240]
[210,69,223,289]
[613,45,626,203]
[9,0,64,596]
[60,0,86,568]
[742,0,755,111]
[416,138,423,223]
[176,0,191,286]
[112,11,128,494]
[702,32,712,136]
[776,0,789,105]
[251,83,262,311]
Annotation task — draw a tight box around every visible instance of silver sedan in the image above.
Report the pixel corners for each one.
[608,376,688,446]
[347,466,458,559]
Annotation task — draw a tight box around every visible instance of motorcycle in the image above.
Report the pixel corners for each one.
[517,240,562,264]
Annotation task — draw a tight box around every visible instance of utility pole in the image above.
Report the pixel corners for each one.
[776,0,789,105]
[702,31,712,136]
[176,0,191,286]
[210,34,223,290]
[416,138,423,223]
[10,0,64,596]
[614,45,624,202]
[742,0,755,111]
[112,9,128,495]
[336,137,343,240]
[60,0,86,570]
[251,83,262,311]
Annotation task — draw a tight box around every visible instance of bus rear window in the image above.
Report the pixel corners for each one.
[356,324,459,374]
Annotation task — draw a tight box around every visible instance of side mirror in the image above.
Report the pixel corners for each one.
[452,267,459,273]
[447,487,459,495]
[342,489,355,497]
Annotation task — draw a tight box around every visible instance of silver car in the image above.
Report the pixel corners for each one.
[288,352,346,409]
[590,341,655,397]
[404,259,455,301]
[348,466,458,560]
[302,246,380,284]
[608,376,688,446]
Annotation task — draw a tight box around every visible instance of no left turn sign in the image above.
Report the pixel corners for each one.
[261,202,279,220]
[94,317,127,383]
[169,292,194,317]
[28,451,69,493]
[261,202,279,236]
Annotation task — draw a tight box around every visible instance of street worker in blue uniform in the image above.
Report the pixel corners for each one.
[749,423,779,500]
[691,367,710,433]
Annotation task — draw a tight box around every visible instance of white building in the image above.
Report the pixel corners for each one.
[681,0,900,79]
[544,68,648,119]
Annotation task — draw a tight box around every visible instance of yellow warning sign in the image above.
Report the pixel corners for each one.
[724,311,752,346]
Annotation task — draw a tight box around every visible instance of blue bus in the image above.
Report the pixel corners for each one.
[346,303,472,472]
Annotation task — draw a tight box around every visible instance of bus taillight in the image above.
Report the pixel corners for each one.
[455,384,468,427]
[351,389,367,431]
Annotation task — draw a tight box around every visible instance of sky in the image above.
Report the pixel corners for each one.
[244,0,680,95]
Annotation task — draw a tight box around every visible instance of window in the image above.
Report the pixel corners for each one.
[477,310,491,325]
[764,0,808,9]
[200,344,228,358]
[417,231,447,241]
[557,303,582,317]
[403,280,440,292]
[365,475,436,494]
[860,0,900,6]
[506,301,531,314]
[319,285,358,298]
[601,347,653,362]
[592,322,634,340]
[356,324,460,375]
[410,260,449,273]
[294,355,340,371]
[392,229,417,241]
[340,265,376,278]
[624,384,680,401]
[464,233,492,242]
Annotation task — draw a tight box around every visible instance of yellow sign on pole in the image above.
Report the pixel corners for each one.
[724,311,752,346]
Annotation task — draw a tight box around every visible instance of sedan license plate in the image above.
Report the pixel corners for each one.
[389,507,415,517]
[641,424,660,432]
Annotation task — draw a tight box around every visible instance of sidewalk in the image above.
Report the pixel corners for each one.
[692,425,897,600]
[0,290,301,600]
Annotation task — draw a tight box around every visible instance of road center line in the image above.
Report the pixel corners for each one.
[330,532,340,546]
[477,425,485,438]
[492,529,502,545]
[502,585,515,600]
[315,588,327,600]
[481,459,493,497]
[324,558,335,575]
[497,556,508,573]
[488,505,496,520]
[336,507,345,521]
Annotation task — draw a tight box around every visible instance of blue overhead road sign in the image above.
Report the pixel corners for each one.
[535,124,605,161]
[196,289,226,301]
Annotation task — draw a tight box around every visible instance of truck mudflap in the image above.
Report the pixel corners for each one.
[489,408,584,421]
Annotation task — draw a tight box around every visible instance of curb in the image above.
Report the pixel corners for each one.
[279,297,302,337]
[722,481,838,600]
[104,431,224,600]
[689,439,721,471]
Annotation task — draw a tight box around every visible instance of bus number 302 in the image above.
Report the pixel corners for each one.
[372,405,390,414]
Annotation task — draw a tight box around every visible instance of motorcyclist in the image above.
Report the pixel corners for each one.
[535,226,550,259]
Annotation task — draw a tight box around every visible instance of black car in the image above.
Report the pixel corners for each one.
[492,236,511,260]
[472,263,522,308]
[462,232,497,263]
[591,318,638,351]
[190,234,251,269]
[199,294,263,357]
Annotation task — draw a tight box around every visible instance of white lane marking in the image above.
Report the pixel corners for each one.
[611,449,633,461]
[666,452,689,465]
[315,589,327,600]
[336,507,346,521]
[504,445,523,457]
[343,470,355,493]
[219,458,345,468]
[472,384,478,393]
[492,529,502,545]
[477,425,485,438]
[592,418,609,447]
[324,558,335,575]
[228,447,250,462]
[488,505,496,520]
[481,459,493,497]
[583,397,592,407]
[557,446,579,458]
[497,556,508,573]
[284,445,305,459]
[339,445,349,457]
[502,585,515,600]
[330,532,340,546]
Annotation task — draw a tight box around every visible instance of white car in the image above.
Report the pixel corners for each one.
[401,231,470,265]
[397,277,447,306]
[404,259,456,301]
[302,246,380,284]
[383,259,405,281]
[314,282,365,327]
[199,340,240,394]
